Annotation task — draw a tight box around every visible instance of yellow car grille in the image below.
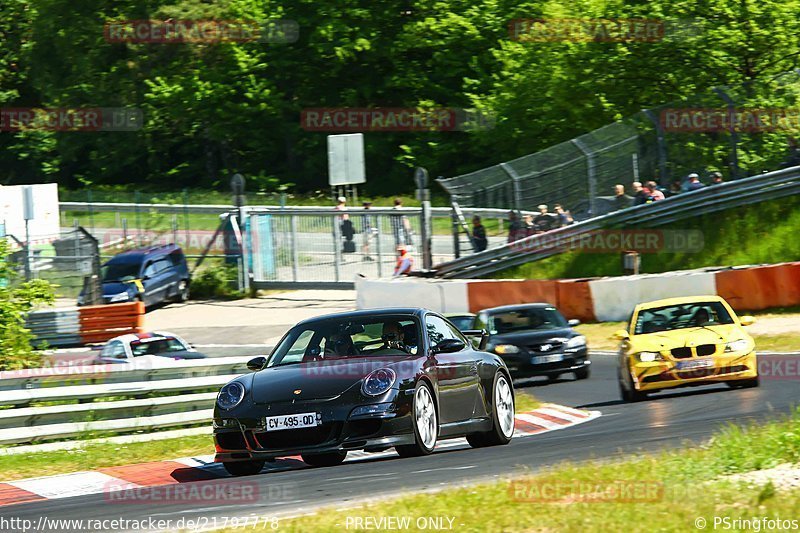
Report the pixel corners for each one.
[669,344,718,359]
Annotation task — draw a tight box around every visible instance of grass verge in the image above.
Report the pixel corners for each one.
[242,407,800,533]
[0,392,541,482]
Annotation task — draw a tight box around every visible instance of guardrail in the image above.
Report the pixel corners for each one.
[0,356,252,445]
[434,166,800,278]
[25,301,145,347]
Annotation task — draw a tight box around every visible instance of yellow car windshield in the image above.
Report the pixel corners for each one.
[634,301,735,335]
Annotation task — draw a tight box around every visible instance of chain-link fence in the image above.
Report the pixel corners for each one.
[6,227,100,299]
[437,74,800,219]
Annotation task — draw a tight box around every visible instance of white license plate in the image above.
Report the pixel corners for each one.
[264,412,320,432]
[531,354,564,364]
[676,359,714,371]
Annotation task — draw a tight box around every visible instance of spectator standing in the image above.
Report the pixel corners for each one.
[646,181,665,201]
[554,204,573,226]
[710,172,724,185]
[361,201,376,261]
[507,210,524,242]
[393,245,414,277]
[686,173,705,191]
[533,204,554,232]
[334,196,348,219]
[390,198,412,247]
[471,215,488,252]
[522,214,535,236]
[632,181,648,205]
[613,184,633,210]
[668,181,682,196]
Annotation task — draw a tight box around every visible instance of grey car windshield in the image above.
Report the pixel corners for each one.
[479,307,568,334]
[102,262,140,282]
[268,316,421,367]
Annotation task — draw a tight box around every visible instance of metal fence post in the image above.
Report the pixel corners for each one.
[183,188,190,249]
[375,215,383,277]
[571,139,598,216]
[499,163,522,210]
[332,215,341,282]
[289,214,299,282]
[134,190,142,245]
[643,109,670,184]
[87,189,95,234]
[713,87,740,179]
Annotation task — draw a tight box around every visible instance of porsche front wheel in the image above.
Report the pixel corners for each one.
[396,381,438,457]
[467,371,515,448]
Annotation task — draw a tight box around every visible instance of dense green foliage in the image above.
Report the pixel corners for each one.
[497,194,800,279]
[0,240,55,370]
[3,0,800,194]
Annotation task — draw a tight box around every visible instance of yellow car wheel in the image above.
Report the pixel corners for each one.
[618,367,648,402]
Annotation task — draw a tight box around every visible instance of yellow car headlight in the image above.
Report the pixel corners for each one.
[725,339,750,353]
[637,351,663,362]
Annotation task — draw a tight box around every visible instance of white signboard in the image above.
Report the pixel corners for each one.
[0,183,60,241]
[328,133,366,186]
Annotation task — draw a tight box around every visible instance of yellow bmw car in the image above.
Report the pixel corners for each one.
[616,295,758,402]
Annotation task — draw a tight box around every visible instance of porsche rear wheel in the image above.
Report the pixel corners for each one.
[467,372,515,448]
[396,381,437,457]
[223,460,265,476]
[301,451,347,467]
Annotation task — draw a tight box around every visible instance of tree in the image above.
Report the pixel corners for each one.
[0,239,55,370]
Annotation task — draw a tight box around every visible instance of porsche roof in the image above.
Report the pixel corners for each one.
[295,308,429,326]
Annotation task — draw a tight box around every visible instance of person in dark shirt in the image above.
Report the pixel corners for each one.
[553,204,573,226]
[533,204,554,232]
[686,174,705,191]
[631,181,648,205]
[507,210,524,242]
[613,184,633,210]
[472,215,488,252]
[710,172,724,185]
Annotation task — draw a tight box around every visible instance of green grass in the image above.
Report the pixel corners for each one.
[253,408,800,532]
[497,194,800,279]
[0,434,214,482]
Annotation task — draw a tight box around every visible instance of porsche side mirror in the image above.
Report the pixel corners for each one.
[431,338,466,355]
[739,315,756,326]
[568,319,581,327]
[613,329,630,341]
[247,356,267,372]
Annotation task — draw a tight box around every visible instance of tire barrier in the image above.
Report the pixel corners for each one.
[25,301,145,348]
[356,261,800,322]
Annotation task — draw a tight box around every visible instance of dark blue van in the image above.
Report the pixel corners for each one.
[79,244,190,308]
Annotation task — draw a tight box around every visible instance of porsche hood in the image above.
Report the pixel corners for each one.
[250,356,417,404]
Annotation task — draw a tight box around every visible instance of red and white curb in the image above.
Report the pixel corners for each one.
[0,403,599,508]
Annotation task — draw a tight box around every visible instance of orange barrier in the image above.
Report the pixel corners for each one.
[556,280,596,322]
[79,301,145,344]
[715,262,800,311]
[467,280,558,314]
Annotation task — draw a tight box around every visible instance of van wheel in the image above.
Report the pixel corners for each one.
[175,280,190,302]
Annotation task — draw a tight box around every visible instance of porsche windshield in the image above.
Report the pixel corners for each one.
[634,301,735,334]
[268,316,421,367]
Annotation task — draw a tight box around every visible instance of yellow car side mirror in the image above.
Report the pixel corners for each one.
[613,329,630,340]
[739,315,756,326]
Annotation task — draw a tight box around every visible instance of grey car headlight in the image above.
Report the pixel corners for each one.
[217,382,245,410]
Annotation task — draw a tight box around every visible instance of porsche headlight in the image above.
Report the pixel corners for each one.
[725,339,750,353]
[566,335,586,349]
[494,344,520,355]
[637,351,663,362]
[217,381,245,410]
[362,368,396,396]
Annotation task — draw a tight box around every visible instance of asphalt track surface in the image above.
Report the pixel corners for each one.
[5,353,799,531]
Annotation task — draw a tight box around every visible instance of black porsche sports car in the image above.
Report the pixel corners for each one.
[213,307,515,476]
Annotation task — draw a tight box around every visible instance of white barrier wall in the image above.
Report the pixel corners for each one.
[355,277,469,313]
[588,270,718,322]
